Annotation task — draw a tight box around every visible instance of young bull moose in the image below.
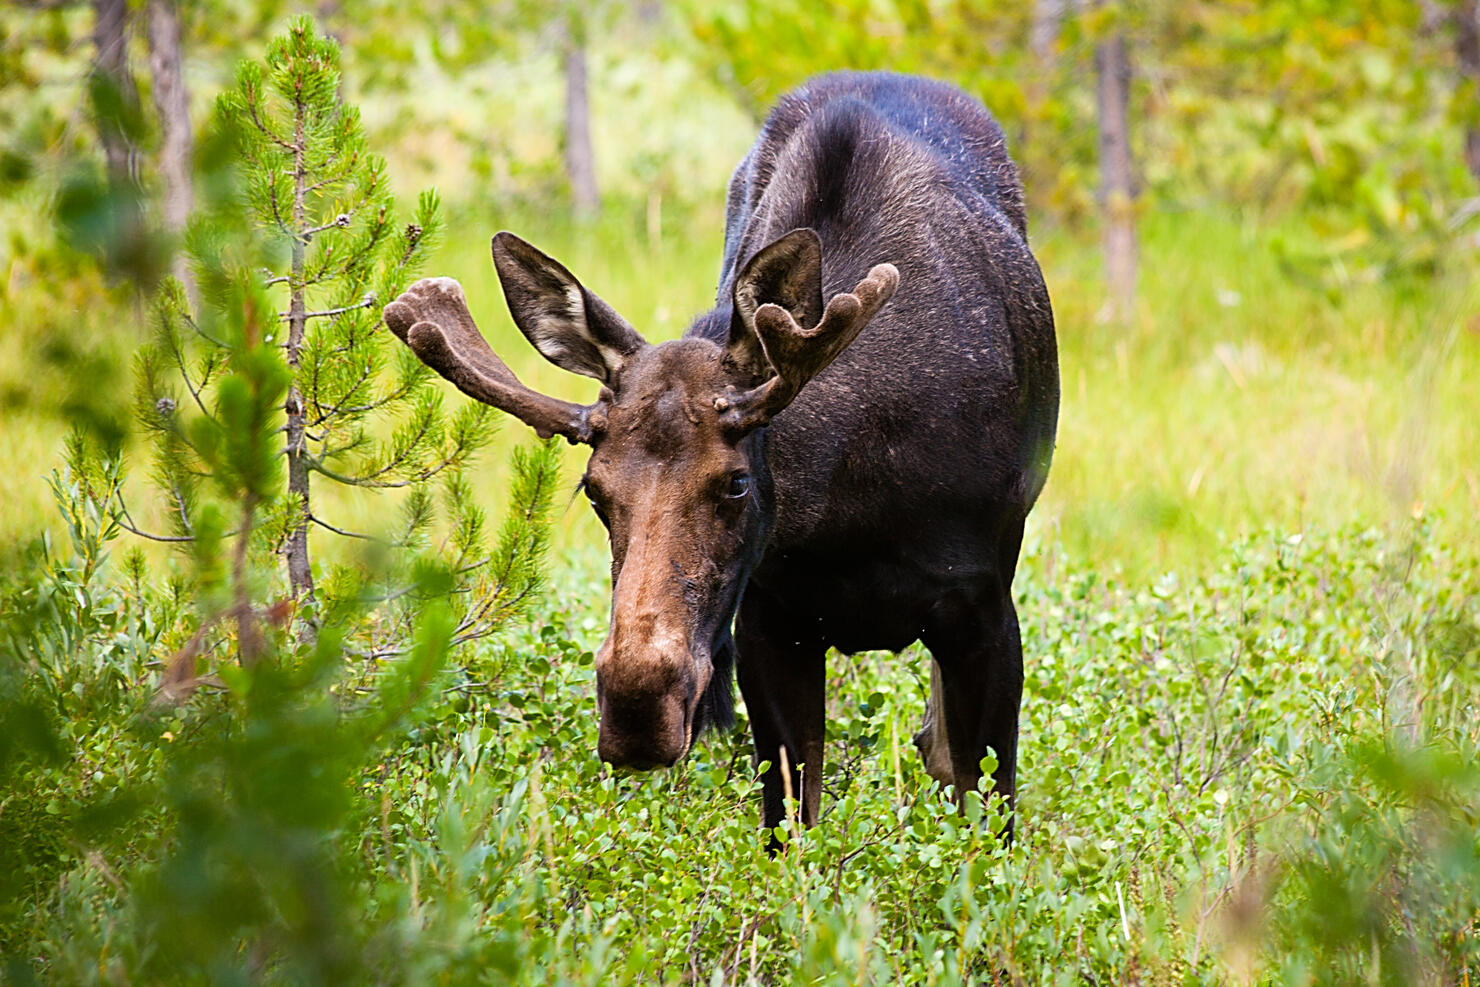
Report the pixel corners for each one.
[383,72,1059,839]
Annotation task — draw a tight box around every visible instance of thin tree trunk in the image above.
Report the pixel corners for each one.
[316,0,342,44]
[1025,0,1070,153]
[1031,0,1068,69]
[1454,0,1480,183]
[285,99,314,603]
[1095,14,1136,322]
[145,0,193,290]
[562,18,600,218]
[92,0,139,188]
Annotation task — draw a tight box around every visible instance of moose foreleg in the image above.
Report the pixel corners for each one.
[734,588,827,845]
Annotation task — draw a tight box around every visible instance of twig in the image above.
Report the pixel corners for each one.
[166,332,219,423]
[309,513,380,541]
[113,505,195,543]
[244,96,296,152]
[298,214,353,240]
[180,310,232,349]
[278,296,376,322]
[172,489,195,538]
[305,458,415,489]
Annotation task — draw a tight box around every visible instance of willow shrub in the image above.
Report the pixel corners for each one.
[3,492,1477,983]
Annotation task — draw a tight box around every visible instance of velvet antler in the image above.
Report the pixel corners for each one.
[383,277,602,443]
[722,261,900,430]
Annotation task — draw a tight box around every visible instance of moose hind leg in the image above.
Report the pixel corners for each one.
[921,575,1025,839]
[913,662,954,787]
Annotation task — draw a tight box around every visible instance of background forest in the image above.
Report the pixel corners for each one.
[1,1,1478,984]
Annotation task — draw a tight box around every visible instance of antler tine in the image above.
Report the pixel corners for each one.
[736,263,900,424]
[383,277,600,443]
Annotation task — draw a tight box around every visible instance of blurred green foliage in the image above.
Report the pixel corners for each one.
[0,6,1478,985]
[684,0,1478,282]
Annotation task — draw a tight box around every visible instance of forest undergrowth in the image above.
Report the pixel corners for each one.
[3,477,1477,983]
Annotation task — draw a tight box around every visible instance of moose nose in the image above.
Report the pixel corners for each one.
[596,688,689,771]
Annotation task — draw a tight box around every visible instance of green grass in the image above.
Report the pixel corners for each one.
[394,200,1480,582]
[10,510,1477,982]
[7,176,1476,582]
[1040,207,1478,575]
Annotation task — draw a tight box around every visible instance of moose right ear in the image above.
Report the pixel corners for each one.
[721,256,899,432]
[725,228,826,382]
[491,232,648,384]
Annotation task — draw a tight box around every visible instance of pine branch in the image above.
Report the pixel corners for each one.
[164,330,219,424]
[242,93,297,152]
[267,181,293,239]
[299,213,353,240]
[307,334,385,427]
[180,310,232,349]
[312,428,372,464]
[308,513,380,541]
[448,440,559,642]
[278,295,377,322]
[170,486,195,537]
[302,147,364,193]
[337,374,424,417]
[305,458,417,489]
[305,437,473,488]
[112,494,195,543]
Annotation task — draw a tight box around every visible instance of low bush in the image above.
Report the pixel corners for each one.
[4,498,1475,984]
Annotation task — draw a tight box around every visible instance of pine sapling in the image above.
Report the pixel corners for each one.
[87,18,556,657]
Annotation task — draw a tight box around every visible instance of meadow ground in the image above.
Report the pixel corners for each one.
[7,198,1476,575]
[4,198,1478,982]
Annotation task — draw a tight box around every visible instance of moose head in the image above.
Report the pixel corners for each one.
[383,230,898,771]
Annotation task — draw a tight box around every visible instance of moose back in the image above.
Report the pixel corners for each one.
[382,71,1060,838]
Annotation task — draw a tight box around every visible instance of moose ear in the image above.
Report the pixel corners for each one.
[721,258,899,432]
[491,231,648,384]
[725,228,825,381]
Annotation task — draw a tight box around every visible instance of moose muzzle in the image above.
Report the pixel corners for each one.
[596,679,689,771]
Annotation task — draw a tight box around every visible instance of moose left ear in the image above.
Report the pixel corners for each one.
[725,228,825,381]
[492,231,648,384]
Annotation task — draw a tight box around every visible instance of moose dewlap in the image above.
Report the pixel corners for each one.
[382,71,1059,840]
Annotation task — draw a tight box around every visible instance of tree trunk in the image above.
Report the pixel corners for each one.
[92,0,140,188]
[285,101,314,603]
[316,0,343,45]
[1454,0,1480,184]
[1095,15,1136,322]
[562,18,600,218]
[1031,0,1068,68]
[145,0,193,289]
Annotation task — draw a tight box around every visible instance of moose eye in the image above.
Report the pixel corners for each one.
[725,473,751,499]
[582,481,610,526]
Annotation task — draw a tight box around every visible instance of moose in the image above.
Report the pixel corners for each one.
[383,71,1059,839]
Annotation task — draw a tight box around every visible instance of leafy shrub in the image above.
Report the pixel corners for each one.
[5,475,1478,984]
